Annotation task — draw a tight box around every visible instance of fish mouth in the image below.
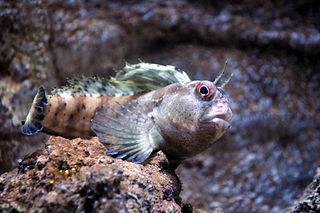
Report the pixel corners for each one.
[199,112,232,127]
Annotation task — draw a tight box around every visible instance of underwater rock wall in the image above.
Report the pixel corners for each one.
[0,0,319,212]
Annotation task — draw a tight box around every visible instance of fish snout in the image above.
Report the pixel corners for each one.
[200,107,232,125]
[213,111,232,123]
[199,107,232,136]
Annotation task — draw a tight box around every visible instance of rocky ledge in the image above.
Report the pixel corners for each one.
[0,137,189,212]
[286,168,320,213]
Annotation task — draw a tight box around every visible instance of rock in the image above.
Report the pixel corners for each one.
[0,0,51,83]
[286,168,320,213]
[0,136,184,212]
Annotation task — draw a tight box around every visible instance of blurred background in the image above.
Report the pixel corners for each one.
[0,0,319,212]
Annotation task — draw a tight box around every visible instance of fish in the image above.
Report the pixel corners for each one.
[21,62,232,165]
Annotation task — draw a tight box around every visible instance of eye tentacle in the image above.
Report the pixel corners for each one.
[221,73,234,89]
[213,59,229,85]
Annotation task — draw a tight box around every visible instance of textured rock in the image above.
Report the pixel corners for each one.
[0,0,51,82]
[286,168,320,213]
[0,136,183,212]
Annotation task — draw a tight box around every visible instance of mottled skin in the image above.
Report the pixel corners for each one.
[42,95,138,138]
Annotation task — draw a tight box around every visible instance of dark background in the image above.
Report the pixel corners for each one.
[1,0,319,212]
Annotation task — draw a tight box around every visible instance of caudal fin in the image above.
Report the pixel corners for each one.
[21,86,48,135]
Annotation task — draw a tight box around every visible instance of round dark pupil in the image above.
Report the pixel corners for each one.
[200,86,209,95]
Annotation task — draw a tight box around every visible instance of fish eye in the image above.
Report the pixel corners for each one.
[196,82,215,101]
[200,85,209,95]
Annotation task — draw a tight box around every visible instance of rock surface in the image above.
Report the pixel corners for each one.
[0,136,184,212]
[286,168,320,213]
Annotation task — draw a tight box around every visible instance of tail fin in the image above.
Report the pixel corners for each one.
[21,86,48,135]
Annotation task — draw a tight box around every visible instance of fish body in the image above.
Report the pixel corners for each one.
[22,63,232,164]
[41,95,138,139]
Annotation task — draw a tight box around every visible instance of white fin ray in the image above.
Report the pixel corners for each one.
[94,106,145,129]
[91,100,163,163]
[94,114,142,134]
[92,122,140,140]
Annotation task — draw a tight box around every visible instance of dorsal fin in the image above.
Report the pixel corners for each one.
[51,62,191,96]
[113,62,191,90]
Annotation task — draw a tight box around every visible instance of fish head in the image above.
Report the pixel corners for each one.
[154,80,232,159]
[196,81,232,140]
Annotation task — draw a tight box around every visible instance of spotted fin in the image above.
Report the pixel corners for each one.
[51,76,142,97]
[112,62,191,91]
[91,101,164,163]
[52,62,191,97]
[21,86,48,135]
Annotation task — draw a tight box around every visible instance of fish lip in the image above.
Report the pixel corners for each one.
[206,117,230,128]
[199,112,232,125]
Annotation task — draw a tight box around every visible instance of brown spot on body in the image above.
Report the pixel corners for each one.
[76,102,83,113]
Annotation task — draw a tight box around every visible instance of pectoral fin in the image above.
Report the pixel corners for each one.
[91,101,163,163]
